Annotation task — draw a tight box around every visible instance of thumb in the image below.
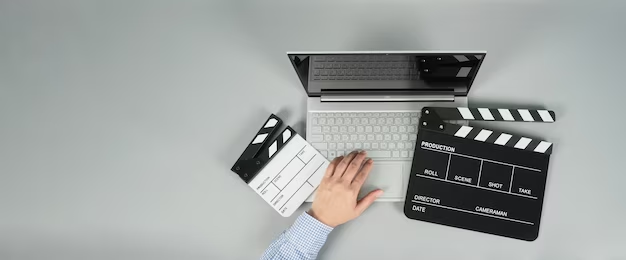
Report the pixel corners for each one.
[355,189,383,215]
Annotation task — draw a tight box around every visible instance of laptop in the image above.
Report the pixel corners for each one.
[287,51,486,202]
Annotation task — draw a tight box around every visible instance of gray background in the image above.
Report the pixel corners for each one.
[1,0,625,259]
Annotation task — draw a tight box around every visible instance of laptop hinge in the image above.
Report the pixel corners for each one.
[320,95,455,102]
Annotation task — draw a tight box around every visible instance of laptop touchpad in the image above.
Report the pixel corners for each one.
[359,162,404,198]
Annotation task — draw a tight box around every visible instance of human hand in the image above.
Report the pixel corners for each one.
[308,150,384,227]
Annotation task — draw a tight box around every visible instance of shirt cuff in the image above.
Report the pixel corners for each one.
[284,212,334,255]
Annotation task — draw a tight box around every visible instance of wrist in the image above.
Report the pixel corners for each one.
[307,209,337,228]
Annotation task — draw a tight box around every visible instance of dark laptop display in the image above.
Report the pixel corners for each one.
[288,53,486,97]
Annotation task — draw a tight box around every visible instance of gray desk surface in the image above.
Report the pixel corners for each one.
[1,1,625,259]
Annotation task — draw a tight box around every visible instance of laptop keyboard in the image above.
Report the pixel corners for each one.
[309,112,467,160]
[310,55,419,81]
[310,112,418,160]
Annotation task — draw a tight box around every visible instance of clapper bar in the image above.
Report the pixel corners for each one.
[420,107,556,154]
[231,114,296,183]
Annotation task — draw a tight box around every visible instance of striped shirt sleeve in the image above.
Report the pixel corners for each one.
[260,212,334,260]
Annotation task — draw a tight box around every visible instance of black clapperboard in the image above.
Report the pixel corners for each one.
[232,114,329,217]
[404,107,556,241]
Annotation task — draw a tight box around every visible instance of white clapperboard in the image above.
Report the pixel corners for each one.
[404,107,556,241]
[231,114,329,217]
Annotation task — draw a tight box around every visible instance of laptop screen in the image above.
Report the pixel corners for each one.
[288,52,485,97]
